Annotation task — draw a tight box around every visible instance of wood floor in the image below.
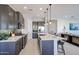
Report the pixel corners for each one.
[19,39,40,55]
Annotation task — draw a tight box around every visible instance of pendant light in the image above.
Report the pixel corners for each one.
[44,11,46,25]
[45,8,49,25]
[49,4,52,24]
[46,8,49,25]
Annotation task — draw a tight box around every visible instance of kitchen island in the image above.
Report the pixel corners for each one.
[38,34,64,55]
[0,34,27,55]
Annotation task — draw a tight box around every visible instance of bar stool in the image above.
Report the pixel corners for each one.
[58,40,65,55]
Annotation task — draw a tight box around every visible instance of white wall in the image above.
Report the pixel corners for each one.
[57,19,79,35]
[27,19,32,39]
[22,15,28,34]
[22,14,32,39]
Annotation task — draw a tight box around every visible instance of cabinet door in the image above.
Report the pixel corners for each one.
[0,42,9,55]
[16,40,20,54]
[19,14,24,29]
[16,12,24,29]
[0,5,8,30]
[8,6,15,29]
[14,12,18,29]
[16,38,23,54]
[0,5,18,30]
[23,35,27,48]
[41,40,54,55]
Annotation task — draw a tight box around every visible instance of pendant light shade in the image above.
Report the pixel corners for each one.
[45,8,49,25]
[49,21,52,24]
[44,11,47,25]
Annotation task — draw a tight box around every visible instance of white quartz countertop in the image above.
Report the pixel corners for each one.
[0,36,23,42]
[39,34,65,40]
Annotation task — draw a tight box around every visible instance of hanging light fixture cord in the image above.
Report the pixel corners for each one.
[49,4,52,21]
[46,8,48,23]
[44,11,46,22]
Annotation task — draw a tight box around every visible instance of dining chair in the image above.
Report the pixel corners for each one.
[58,40,65,55]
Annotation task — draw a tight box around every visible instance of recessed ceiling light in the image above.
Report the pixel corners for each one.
[24,7,27,9]
[40,8,43,10]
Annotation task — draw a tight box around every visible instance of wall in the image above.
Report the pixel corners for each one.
[57,19,79,35]
[22,13,79,38]
[27,18,32,39]
[21,14,28,34]
[22,14,32,39]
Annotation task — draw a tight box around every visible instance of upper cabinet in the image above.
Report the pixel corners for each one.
[16,12,24,29]
[0,5,24,30]
[0,5,9,29]
[8,5,17,29]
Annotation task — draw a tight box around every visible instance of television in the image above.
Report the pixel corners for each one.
[69,23,79,30]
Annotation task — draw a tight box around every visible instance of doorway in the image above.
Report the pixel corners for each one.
[32,21,45,39]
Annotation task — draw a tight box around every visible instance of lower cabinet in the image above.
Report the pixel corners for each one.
[0,35,27,55]
[22,35,27,49]
[0,38,22,55]
[0,42,15,55]
[32,33,38,38]
[15,38,23,54]
[39,40,54,55]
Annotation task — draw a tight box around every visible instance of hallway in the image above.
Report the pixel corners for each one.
[19,39,40,55]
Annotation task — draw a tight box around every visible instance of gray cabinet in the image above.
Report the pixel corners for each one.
[15,38,23,54]
[19,13,24,28]
[22,34,27,48]
[8,6,15,29]
[0,5,9,29]
[0,38,22,55]
[14,12,18,29]
[16,12,24,29]
[0,5,24,30]
[0,35,27,55]
[38,40,54,55]
[0,5,15,30]
[41,40,54,55]
[0,42,15,55]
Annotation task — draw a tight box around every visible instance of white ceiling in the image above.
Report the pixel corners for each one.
[9,4,79,20]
